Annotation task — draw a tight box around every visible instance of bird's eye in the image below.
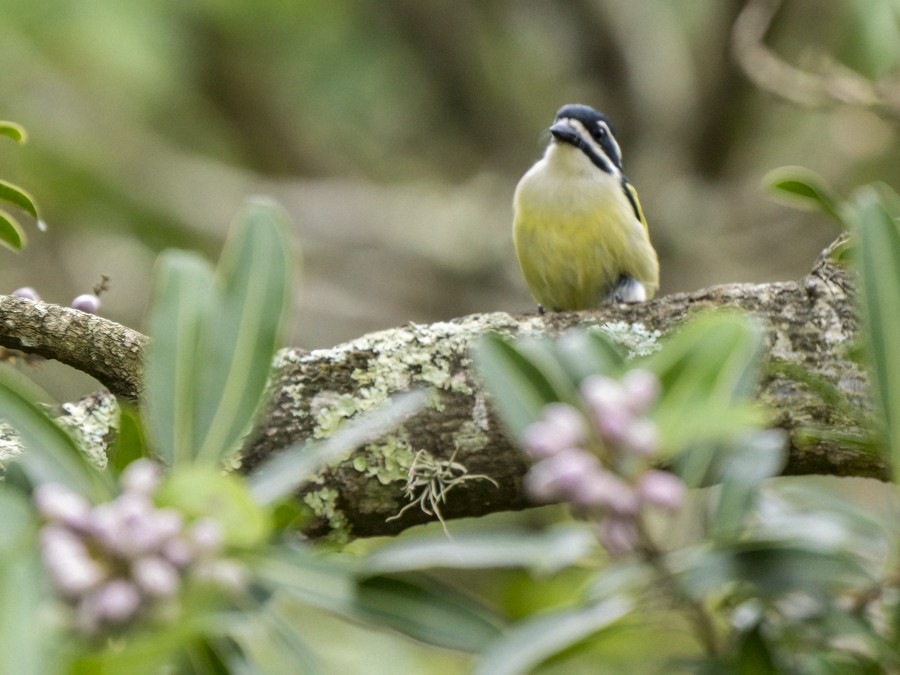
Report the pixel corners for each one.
[594,125,607,138]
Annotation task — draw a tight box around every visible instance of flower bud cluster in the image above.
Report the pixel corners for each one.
[35,459,245,637]
[521,369,686,556]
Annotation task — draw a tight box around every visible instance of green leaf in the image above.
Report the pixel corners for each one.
[732,624,777,674]
[156,466,271,548]
[0,121,27,143]
[145,199,295,467]
[642,311,765,459]
[0,495,55,675]
[193,199,295,464]
[556,329,626,382]
[764,166,845,227]
[107,404,148,475]
[0,365,113,501]
[712,431,786,540]
[0,209,26,251]
[254,544,502,652]
[678,541,872,601]
[227,602,323,675]
[473,597,632,675]
[473,333,563,440]
[855,186,900,479]
[248,390,426,505]
[0,179,39,220]
[144,250,216,466]
[364,524,597,576]
[355,574,504,652]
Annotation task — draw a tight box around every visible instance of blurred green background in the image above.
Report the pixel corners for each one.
[1,0,897,397]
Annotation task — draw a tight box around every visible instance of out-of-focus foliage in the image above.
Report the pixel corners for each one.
[0,121,40,251]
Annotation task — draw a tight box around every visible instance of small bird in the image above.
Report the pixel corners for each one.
[513,104,659,311]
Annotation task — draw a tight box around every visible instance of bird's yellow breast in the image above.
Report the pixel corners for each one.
[513,144,658,310]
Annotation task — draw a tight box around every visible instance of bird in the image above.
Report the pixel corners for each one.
[513,104,659,312]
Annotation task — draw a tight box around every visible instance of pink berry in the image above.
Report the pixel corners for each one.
[71,293,101,314]
[11,286,40,301]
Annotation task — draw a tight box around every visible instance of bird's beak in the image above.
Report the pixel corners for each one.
[549,120,580,145]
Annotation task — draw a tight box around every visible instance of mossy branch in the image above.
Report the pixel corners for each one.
[0,241,885,538]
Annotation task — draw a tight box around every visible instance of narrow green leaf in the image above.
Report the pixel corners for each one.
[764,166,845,226]
[0,209,25,251]
[0,499,54,675]
[228,601,323,675]
[0,179,39,220]
[473,333,562,440]
[355,574,503,652]
[677,542,872,600]
[248,390,426,505]
[712,431,786,540]
[733,624,777,674]
[473,597,632,675]
[107,404,148,475]
[193,198,295,464]
[144,250,215,466]
[556,329,626,382]
[856,187,900,479]
[643,311,765,455]
[0,365,113,500]
[253,546,502,653]
[0,121,27,143]
[364,524,597,576]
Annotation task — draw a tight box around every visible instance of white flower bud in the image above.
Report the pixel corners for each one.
[34,483,91,529]
[90,579,141,624]
[188,518,224,555]
[40,526,105,598]
[161,536,195,568]
[132,557,180,598]
[620,418,660,457]
[120,459,162,495]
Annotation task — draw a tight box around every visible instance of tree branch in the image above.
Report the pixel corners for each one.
[0,242,885,539]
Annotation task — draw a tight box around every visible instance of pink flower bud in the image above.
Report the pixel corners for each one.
[620,369,661,415]
[571,470,640,515]
[40,526,106,598]
[132,556,180,598]
[161,536,195,568]
[523,403,586,458]
[188,518,224,555]
[580,375,627,417]
[34,483,91,529]
[90,579,141,623]
[620,419,660,457]
[11,287,40,301]
[120,459,162,495]
[636,470,686,512]
[71,293,101,314]
[524,448,602,503]
[598,515,639,556]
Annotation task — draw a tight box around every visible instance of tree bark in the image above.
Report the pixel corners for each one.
[0,241,885,539]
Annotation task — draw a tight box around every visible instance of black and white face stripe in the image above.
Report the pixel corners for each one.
[548,104,642,222]
[549,104,625,177]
